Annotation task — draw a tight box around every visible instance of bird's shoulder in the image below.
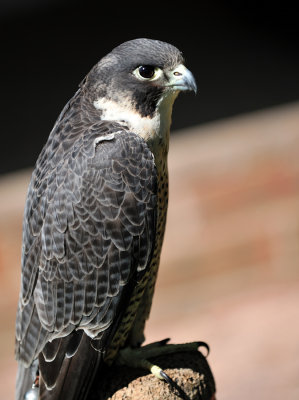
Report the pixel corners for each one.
[33,89,156,183]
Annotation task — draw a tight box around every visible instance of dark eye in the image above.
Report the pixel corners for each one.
[133,65,162,81]
[138,65,156,79]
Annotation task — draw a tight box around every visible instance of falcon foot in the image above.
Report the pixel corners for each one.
[116,339,209,399]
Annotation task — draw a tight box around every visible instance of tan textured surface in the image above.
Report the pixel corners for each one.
[1,102,299,399]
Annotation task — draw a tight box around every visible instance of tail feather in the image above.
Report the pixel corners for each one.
[16,332,102,400]
[39,333,102,400]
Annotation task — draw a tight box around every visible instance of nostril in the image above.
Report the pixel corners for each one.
[173,71,182,76]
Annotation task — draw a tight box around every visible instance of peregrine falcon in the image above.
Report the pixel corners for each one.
[15,38,197,400]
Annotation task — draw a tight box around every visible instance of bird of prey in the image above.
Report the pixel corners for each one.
[15,38,197,400]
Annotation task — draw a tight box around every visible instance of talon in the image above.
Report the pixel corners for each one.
[197,341,210,356]
[160,370,189,400]
[158,338,171,346]
[144,338,170,349]
[159,369,172,384]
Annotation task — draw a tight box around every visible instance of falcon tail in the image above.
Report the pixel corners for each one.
[16,332,102,400]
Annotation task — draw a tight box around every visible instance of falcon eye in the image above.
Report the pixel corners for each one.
[133,65,163,81]
[138,66,155,79]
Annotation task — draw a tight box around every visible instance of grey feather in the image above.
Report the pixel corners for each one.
[15,109,157,389]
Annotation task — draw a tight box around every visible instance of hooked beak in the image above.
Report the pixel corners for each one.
[166,64,197,94]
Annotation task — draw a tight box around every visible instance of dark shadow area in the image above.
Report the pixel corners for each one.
[1,0,298,173]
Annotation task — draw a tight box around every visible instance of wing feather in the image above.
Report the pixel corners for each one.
[15,116,157,391]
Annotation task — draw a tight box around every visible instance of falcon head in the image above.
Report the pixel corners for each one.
[83,38,196,143]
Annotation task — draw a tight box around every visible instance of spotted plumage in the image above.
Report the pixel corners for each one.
[15,38,196,400]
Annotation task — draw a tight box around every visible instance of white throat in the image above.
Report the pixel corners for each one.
[93,91,178,151]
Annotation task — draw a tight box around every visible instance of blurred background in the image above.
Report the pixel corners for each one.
[1,1,299,399]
